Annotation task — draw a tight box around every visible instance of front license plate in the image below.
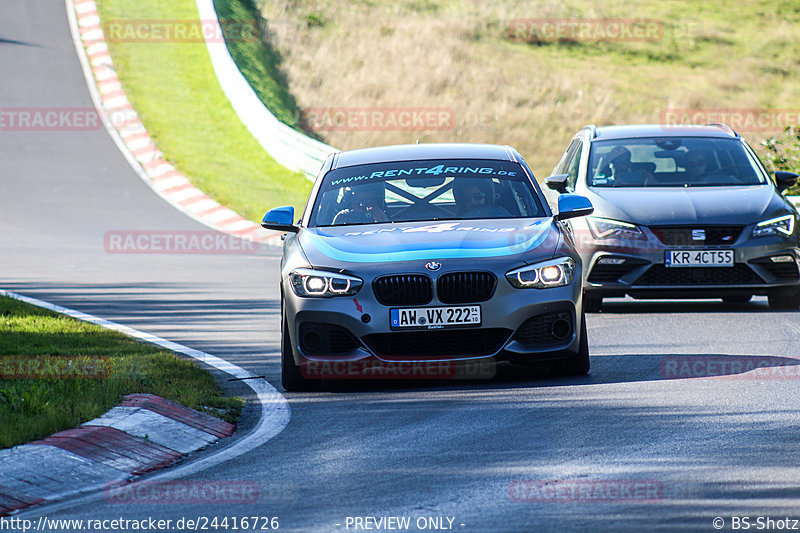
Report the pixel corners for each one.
[665,249,734,267]
[390,306,481,329]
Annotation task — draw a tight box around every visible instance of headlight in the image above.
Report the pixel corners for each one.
[506,257,575,289]
[587,217,647,241]
[752,215,795,238]
[290,268,363,297]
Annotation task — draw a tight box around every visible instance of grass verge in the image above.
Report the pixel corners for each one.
[95,0,313,221]
[0,295,243,449]
[212,0,304,133]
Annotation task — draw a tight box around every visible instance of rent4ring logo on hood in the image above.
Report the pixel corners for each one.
[303,220,556,263]
[341,221,516,236]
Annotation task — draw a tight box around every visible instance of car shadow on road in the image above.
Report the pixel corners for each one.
[287,351,800,395]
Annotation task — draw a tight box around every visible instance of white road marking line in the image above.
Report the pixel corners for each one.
[2,288,291,516]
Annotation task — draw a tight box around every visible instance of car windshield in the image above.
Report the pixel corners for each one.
[588,137,769,187]
[308,159,545,227]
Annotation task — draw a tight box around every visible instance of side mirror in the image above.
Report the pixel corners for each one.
[775,171,799,193]
[555,194,594,221]
[261,206,299,233]
[544,174,570,193]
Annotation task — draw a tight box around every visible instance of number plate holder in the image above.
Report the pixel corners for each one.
[390,306,481,329]
[665,249,734,267]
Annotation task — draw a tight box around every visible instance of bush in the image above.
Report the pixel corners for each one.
[761,126,800,195]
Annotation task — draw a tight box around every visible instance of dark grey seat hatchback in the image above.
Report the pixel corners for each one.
[545,123,800,311]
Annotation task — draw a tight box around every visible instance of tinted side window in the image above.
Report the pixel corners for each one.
[555,139,579,175]
[564,140,583,191]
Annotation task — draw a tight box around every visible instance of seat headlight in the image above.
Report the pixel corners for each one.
[506,257,575,289]
[752,215,795,238]
[290,268,363,297]
[587,217,647,241]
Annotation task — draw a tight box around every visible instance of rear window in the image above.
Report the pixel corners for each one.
[587,137,769,187]
[308,159,545,227]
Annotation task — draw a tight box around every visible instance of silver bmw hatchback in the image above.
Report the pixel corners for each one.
[262,143,594,390]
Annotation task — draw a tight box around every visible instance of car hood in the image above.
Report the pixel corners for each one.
[586,185,783,226]
[298,219,559,266]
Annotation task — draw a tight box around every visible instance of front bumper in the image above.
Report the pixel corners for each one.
[283,268,584,366]
[576,226,800,298]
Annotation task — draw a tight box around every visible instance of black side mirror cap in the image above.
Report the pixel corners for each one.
[545,174,570,193]
[775,171,799,193]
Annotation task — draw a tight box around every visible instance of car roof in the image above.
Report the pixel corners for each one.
[591,124,739,141]
[331,143,519,169]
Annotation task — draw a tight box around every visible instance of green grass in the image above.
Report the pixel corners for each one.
[0,296,243,449]
[95,0,313,220]
[212,0,303,131]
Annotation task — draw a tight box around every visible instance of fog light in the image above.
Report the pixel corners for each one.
[550,318,572,340]
[597,257,626,265]
[770,255,794,263]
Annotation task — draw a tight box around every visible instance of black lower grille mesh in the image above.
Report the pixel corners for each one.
[635,264,763,285]
[751,258,800,281]
[363,329,510,358]
[514,312,573,346]
[298,322,359,355]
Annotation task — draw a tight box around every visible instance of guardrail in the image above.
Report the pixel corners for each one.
[195,0,336,181]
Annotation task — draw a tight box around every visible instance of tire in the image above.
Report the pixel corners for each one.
[722,294,752,305]
[550,313,590,376]
[768,289,800,310]
[583,294,602,313]
[281,314,316,392]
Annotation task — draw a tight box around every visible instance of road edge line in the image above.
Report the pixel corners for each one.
[0,289,291,515]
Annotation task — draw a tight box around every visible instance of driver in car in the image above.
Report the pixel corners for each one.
[606,146,651,186]
[453,178,511,218]
[332,182,391,225]
[684,150,710,180]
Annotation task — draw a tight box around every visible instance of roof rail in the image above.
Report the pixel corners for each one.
[581,124,598,138]
[706,122,739,138]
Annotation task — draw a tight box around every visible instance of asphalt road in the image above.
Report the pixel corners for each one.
[3,1,800,531]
